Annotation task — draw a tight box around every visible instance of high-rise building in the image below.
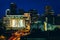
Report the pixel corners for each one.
[10,3,17,15]
[3,12,31,31]
[43,6,55,31]
[45,6,54,24]
[28,9,39,23]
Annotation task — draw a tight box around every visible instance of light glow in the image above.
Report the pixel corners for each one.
[12,19,17,27]
[44,22,47,31]
[18,20,25,28]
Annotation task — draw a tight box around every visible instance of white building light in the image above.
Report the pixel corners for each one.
[18,20,25,28]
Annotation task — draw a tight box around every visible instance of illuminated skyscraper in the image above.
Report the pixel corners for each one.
[43,6,55,31]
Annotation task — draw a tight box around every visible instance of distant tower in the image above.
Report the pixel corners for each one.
[6,9,10,15]
[44,6,55,31]
[45,6,54,15]
[45,6,55,24]
[45,6,51,14]
[10,3,17,15]
[29,9,38,23]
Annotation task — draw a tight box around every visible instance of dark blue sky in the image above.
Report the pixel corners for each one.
[0,0,60,18]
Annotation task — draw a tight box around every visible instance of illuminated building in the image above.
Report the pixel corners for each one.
[1,3,60,40]
[3,4,31,31]
[3,13,31,30]
[28,9,42,31]
[3,9,31,40]
[43,6,55,31]
[45,6,54,24]
[2,3,31,40]
[44,17,48,31]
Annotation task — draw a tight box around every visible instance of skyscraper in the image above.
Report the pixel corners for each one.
[45,6,54,24]
[28,9,38,23]
[10,3,17,15]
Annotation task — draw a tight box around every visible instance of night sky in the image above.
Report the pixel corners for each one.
[0,0,60,18]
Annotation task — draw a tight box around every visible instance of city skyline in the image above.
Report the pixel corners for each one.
[0,0,60,18]
[0,0,60,40]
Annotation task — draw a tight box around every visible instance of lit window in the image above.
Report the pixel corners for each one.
[12,19,17,27]
[18,20,25,28]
